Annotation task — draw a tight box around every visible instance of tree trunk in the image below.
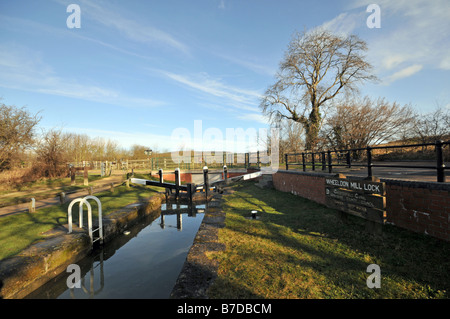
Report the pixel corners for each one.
[305,105,321,150]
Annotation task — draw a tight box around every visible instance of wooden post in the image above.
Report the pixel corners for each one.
[187,183,195,205]
[223,165,228,184]
[84,166,88,186]
[70,166,76,185]
[29,198,35,213]
[59,192,66,204]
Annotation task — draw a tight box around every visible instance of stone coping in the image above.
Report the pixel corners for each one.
[274,170,450,191]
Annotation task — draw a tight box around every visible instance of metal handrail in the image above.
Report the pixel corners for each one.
[285,140,449,183]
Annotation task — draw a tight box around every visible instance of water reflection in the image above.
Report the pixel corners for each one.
[70,250,105,299]
[26,202,205,299]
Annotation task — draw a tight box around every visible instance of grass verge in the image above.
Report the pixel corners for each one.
[208,181,450,299]
[0,184,163,261]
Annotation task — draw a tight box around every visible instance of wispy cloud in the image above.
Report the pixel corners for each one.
[384,64,423,84]
[155,70,262,112]
[215,53,276,76]
[77,0,190,55]
[0,44,164,108]
[316,11,364,35]
[317,0,450,84]
[236,113,270,125]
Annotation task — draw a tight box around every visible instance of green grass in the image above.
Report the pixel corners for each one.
[208,181,450,299]
[0,184,163,261]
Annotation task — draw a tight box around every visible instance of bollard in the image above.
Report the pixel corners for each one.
[110,183,114,192]
[126,179,130,188]
[251,210,257,219]
[88,186,93,195]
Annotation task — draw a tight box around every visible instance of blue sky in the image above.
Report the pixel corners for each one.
[1,0,449,153]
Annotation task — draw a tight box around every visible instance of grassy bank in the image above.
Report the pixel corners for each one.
[208,182,450,299]
[0,184,163,261]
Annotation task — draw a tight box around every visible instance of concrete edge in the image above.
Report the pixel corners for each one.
[170,191,227,299]
[0,192,167,299]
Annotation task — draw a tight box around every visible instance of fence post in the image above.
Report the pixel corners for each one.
[367,146,373,178]
[257,151,261,169]
[285,154,288,170]
[328,150,332,173]
[347,151,351,168]
[84,166,89,186]
[321,152,326,171]
[70,166,76,185]
[302,153,306,171]
[436,140,446,183]
[312,152,315,171]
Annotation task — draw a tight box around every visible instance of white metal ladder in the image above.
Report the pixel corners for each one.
[68,195,103,245]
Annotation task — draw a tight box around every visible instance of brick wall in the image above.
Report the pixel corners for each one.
[384,180,450,241]
[272,170,327,205]
[273,170,450,242]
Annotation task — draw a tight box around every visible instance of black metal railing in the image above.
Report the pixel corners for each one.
[284,140,449,183]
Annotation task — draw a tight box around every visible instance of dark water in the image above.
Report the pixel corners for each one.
[26,203,205,299]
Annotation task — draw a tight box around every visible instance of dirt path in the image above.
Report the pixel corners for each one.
[0,175,124,217]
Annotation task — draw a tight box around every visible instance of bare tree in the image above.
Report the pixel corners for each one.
[321,95,415,150]
[0,103,41,171]
[261,29,377,150]
[412,104,450,144]
[129,144,151,159]
[35,128,70,178]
